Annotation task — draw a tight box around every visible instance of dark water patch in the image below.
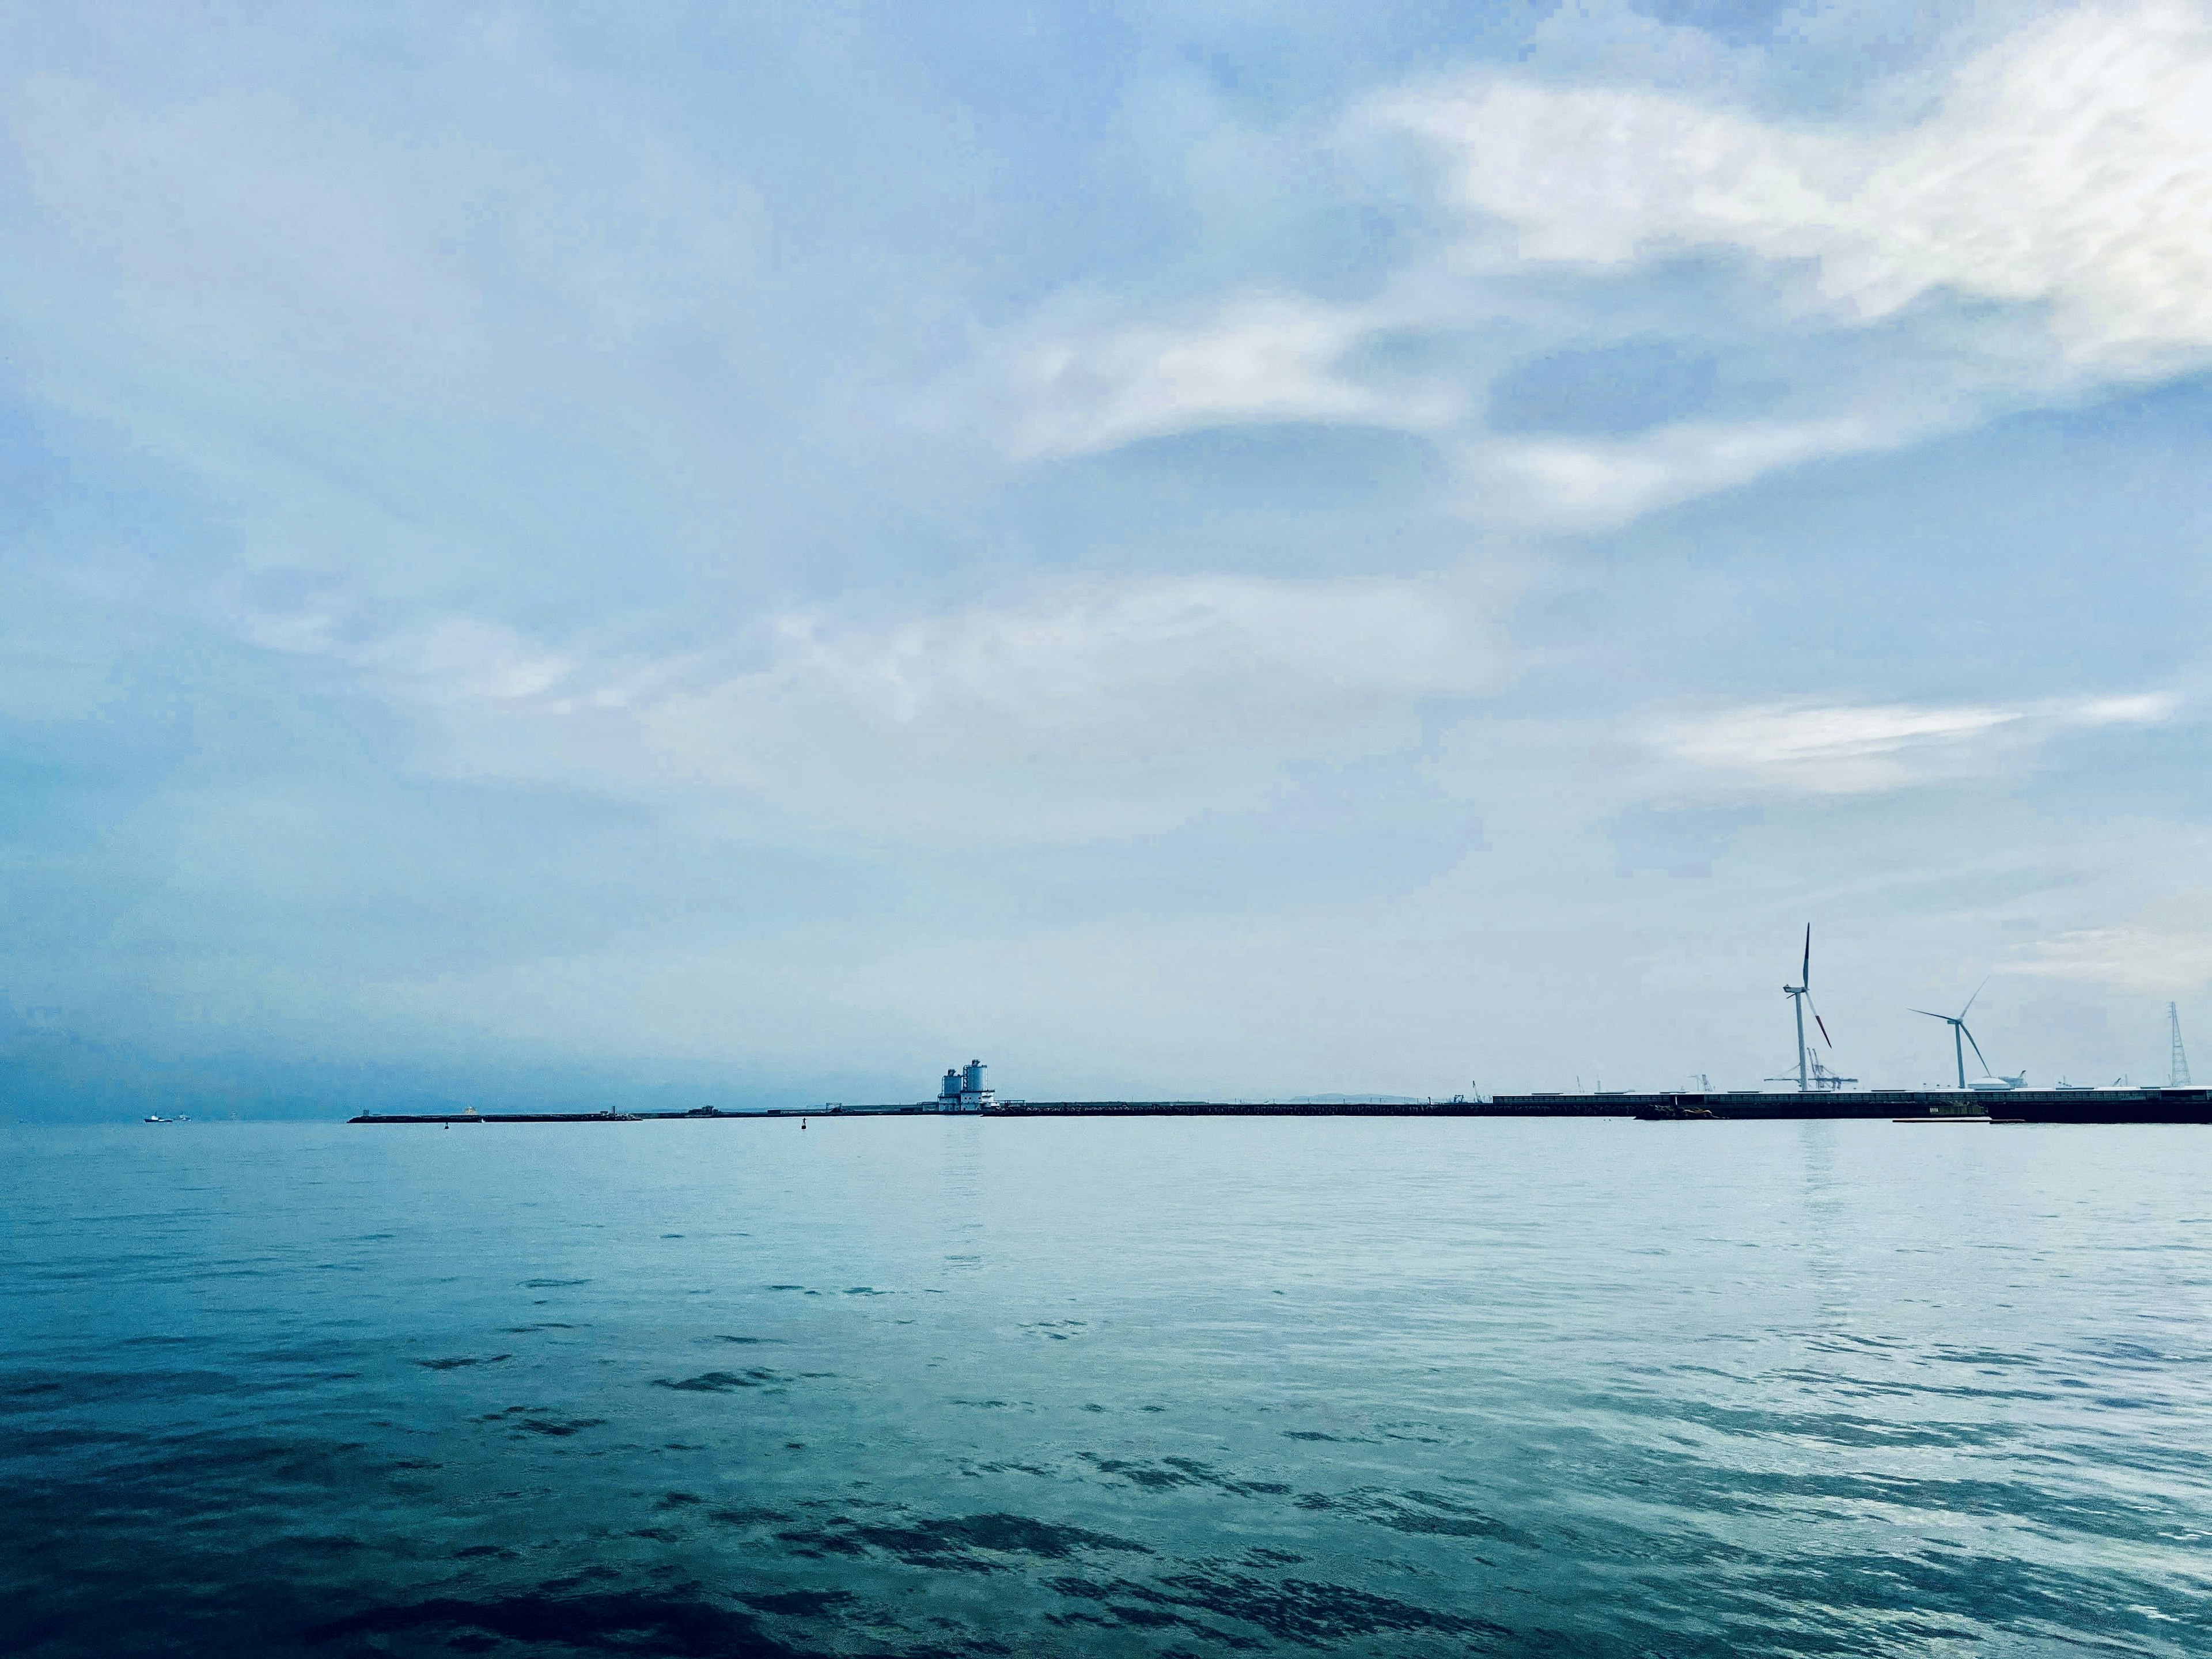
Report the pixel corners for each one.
[26,1429,396,1500]
[710,1335,782,1345]
[522,1278,592,1289]
[1021,1320,1087,1340]
[783,1510,1152,1573]
[302,1590,808,1657]
[0,1366,244,1410]
[709,1505,795,1527]
[472,1404,605,1438]
[453,1544,520,1559]
[1281,1430,1350,1442]
[1296,1486,1529,1544]
[1083,1455,1200,1490]
[1050,1568,1503,1649]
[506,1323,578,1332]
[773,1525,870,1559]
[1165,1570,1510,1647]
[660,1491,707,1508]
[1081,1454,1289,1498]
[739,1589,857,1618]
[416,1354,512,1370]
[844,1286,890,1296]
[632,1525,680,1540]
[512,1416,605,1437]
[287,1533,364,1554]
[655,1369,787,1393]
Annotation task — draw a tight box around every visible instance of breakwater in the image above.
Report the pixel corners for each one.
[349,1088,2212,1125]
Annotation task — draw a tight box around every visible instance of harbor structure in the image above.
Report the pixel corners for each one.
[937,1059,995,1112]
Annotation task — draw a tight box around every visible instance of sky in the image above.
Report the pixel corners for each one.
[3,0,2211,1116]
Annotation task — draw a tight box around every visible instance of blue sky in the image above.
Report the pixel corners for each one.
[5,1,2210,1115]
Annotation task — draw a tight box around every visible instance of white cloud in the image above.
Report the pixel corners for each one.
[1465,415,1883,530]
[1371,1,2212,376]
[247,571,1517,845]
[989,294,1460,461]
[988,2,2212,526]
[1651,691,2180,796]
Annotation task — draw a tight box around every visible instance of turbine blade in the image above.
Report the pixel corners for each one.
[1908,1009,1948,1021]
[1959,976,1988,1020]
[1815,1013,1833,1047]
[1963,1025,1991,1074]
[1802,924,1811,987]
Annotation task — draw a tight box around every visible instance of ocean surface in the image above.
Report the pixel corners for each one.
[3,1116,2209,1658]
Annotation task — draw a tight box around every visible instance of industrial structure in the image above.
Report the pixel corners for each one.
[937,1059,995,1112]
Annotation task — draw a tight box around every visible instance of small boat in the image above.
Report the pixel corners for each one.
[143,1114,169,1124]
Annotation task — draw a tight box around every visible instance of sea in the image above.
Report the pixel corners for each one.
[3,1115,2208,1657]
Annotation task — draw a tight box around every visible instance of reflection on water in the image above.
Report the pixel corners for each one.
[3,1116,2209,1656]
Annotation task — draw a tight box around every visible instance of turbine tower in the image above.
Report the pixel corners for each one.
[1912,981,1990,1089]
[2169,1002,2191,1087]
[1781,925,1834,1093]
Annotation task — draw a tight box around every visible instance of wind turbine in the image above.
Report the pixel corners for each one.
[1781,925,1834,1093]
[1911,981,1989,1089]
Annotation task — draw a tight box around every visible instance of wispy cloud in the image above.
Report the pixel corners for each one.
[1372,1,2212,376]
[1650,692,2180,797]
[986,294,1461,461]
[986,2,2212,528]
[2005,926,2212,990]
[244,570,1517,844]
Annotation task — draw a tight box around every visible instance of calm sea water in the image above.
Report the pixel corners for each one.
[3,1116,2208,1657]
